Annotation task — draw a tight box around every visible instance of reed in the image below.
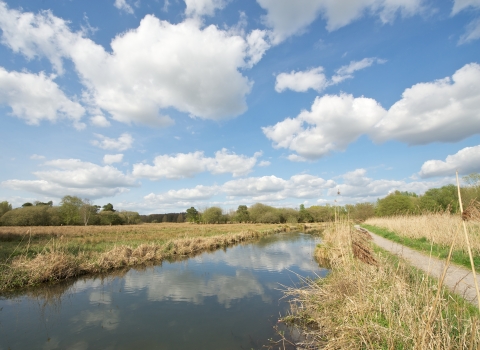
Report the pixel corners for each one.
[284,222,480,349]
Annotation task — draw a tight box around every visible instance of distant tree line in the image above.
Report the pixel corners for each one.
[0,196,140,226]
[0,174,478,226]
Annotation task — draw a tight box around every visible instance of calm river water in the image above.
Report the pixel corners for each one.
[0,232,327,350]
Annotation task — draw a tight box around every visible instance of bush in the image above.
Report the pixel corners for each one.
[0,206,51,226]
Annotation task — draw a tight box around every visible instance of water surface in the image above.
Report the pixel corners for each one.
[0,232,327,350]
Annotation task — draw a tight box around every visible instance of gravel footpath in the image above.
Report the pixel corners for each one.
[355,225,480,306]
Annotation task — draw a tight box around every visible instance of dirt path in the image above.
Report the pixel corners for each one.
[355,225,480,305]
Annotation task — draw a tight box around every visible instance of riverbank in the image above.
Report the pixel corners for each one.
[284,222,480,349]
[0,223,321,292]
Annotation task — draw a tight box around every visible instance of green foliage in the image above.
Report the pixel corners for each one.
[99,211,124,225]
[249,203,279,223]
[0,201,12,217]
[102,203,115,212]
[306,205,334,222]
[421,185,459,213]
[118,210,141,224]
[60,195,84,225]
[299,204,313,223]
[186,207,200,223]
[376,191,415,216]
[346,202,376,222]
[34,201,53,206]
[278,207,299,224]
[202,207,224,224]
[22,202,33,207]
[235,205,250,222]
[0,206,51,226]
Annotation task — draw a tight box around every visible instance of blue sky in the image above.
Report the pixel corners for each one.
[0,0,479,214]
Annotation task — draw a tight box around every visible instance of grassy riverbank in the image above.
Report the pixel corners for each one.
[364,212,480,272]
[0,223,316,292]
[284,222,479,349]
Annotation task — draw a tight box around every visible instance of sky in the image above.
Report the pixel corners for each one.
[0,0,479,214]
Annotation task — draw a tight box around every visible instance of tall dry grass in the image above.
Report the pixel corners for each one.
[365,212,480,254]
[284,222,480,349]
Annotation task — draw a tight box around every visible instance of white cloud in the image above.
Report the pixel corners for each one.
[452,0,480,15]
[133,149,261,180]
[0,67,85,128]
[275,58,384,93]
[103,154,124,165]
[184,0,227,17]
[145,185,219,203]
[266,63,480,160]
[30,154,45,160]
[2,159,138,199]
[331,168,454,201]
[91,133,133,151]
[331,57,386,84]
[275,67,327,93]
[373,63,480,144]
[114,0,134,14]
[90,115,111,127]
[263,93,386,160]
[257,0,423,44]
[258,160,271,167]
[0,5,264,125]
[459,18,480,44]
[419,145,480,178]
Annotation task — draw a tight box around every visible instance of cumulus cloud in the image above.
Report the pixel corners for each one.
[263,93,386,159]
[184,0,227,17]
[330,168,455,202]
[0,4,266,125]
[90,115,111,127]
[114,0,134,14]
[275,58,384,93]
[257,0,423,43]
[275,67,328,93]
[91,133,133,151]
[419,145,480,178]
[133,149,262,180]
[266,63,480,160]
[142,173,337,207]
[103,154,124,165]
[2,159,138,198]
[144,185,219,203]
[373,63,480,144]
[0,67,85,128]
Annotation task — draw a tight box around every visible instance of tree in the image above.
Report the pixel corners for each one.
[376,192,415,217]
[235,205,249,222]
[102,203,115,212]
[119,210,140,224]
[35,201,53,206]
[177,213,185,223]
[0,201,12,217]
[299,204,313,223]
[202,207,223,224]
[79,199,97,226]
[60,195,84,225]
[22,202,33,207]
[186,207,200,223]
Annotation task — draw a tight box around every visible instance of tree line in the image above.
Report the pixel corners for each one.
[0,196,141,226]
[0,174,478,226]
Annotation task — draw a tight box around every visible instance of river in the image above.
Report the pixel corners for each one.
[0,232,327,350]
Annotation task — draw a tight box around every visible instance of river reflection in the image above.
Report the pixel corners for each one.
[0,232,327,350]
